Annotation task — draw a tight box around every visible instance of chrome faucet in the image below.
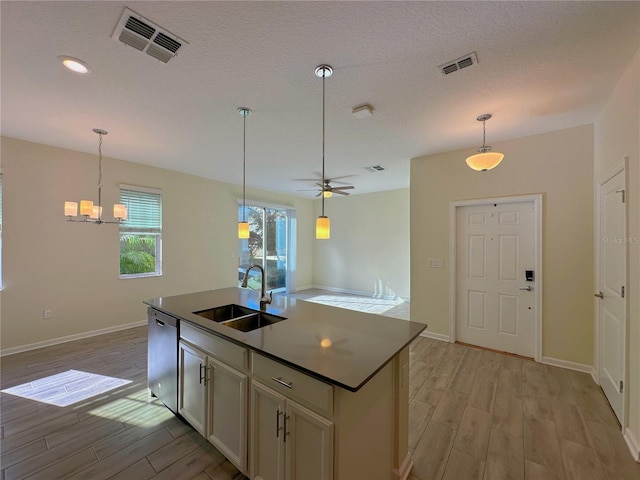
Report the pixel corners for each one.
[241,264,273,310]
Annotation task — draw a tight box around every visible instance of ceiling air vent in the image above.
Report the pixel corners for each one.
[112,8,187,63]
[437,52,478,76]
[365,165,386,173]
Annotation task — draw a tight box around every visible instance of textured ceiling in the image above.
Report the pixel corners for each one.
[2,1,639,197]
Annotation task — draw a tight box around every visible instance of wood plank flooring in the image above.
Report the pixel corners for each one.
[1,326,638,479]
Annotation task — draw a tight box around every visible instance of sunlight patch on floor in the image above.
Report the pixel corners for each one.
[303,294,403,314]
[1,369,132,407]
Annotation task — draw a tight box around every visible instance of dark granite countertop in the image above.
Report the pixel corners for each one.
[144,288,426,392]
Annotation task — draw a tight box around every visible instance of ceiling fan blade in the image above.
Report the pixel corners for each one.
[332,185,355,190]
[334,190,351,196]
[297,189,321,192]
[315,192,322,197]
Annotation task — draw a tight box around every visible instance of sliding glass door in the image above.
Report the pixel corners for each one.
[238,205,290,292]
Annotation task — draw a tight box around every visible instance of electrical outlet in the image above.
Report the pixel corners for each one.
[428,258,444,268]
[43,309,53,319]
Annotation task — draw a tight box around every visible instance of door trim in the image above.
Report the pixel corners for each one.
[449,194,543,362]
[594,159,628,429]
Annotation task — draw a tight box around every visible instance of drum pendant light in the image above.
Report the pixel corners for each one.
[238,107,252,238]
[315,64,333,240]
[466,114,504,171]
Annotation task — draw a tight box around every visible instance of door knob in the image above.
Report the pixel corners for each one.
[594,291,604,299]
[519,286,533,292]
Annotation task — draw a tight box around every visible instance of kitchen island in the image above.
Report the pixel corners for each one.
[145,288,426,480]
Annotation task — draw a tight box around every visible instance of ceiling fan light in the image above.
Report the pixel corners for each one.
[238,221,249,239]
[316,216,330,239]
[465,151,504,171]
[323,190,333,198]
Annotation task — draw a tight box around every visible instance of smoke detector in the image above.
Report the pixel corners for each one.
[365,165,386,173]
[112,8,187,63]
[437,52,478,76]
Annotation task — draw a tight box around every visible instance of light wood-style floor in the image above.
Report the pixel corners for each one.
[1,325,638,479]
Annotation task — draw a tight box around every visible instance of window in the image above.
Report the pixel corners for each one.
[238,203,296,292]
[119,185,162,278]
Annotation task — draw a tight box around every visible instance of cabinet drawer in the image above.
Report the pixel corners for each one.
[181,322,248,371]
[251,352,333,417]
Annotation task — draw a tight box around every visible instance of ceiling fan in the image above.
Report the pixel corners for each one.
[298,179,355,197]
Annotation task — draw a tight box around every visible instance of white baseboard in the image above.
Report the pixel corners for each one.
[541,356,594,375]
[0,320,147,357]
[624,428,640,462]
[393,452,413,480]
[590,366,599,385]
[419,330,450,343]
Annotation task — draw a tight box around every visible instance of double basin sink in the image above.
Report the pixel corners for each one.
[193,304,286,332]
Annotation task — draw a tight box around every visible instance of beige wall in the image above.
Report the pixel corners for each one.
[410,125,595,365]
[0,137,314,352]
[594,46,640,456]
[312,189,410,299]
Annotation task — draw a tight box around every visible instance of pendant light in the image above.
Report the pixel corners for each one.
[64,129,127,224]
[315,64,333,240]
[238,107,252,239]
[466,114,504,171]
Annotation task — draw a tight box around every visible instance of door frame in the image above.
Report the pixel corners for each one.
[448,194,543,362]
[594,159,628,429]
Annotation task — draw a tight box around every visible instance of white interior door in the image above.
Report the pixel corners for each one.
[456,201,536,357]
[597,168,626,425]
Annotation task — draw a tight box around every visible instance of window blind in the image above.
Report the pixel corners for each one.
[119,187,162,233]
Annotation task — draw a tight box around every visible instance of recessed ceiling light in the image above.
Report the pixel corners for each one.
[58,56,91,74]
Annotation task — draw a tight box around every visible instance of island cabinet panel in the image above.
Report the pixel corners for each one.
[178,340,208,436]
[251,352,334,418]
[208,356,248,472]
[179,327,250,474]
[285,401,334,480]
[250,380,333,480]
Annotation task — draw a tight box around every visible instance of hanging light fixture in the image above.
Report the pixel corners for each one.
[238,107,252,239]
[315,64,333,240]
[466,113,504,172]
[64,129,127,224]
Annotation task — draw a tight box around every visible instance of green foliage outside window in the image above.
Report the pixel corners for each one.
[120,234,157,275]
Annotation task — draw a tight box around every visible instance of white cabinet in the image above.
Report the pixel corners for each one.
[178,340,208,436]
[250,380,333,480]
[208,356,248,471]
[179,323,249,473]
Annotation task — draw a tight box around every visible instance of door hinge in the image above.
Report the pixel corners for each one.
[616,189,626,203]
[621,286,625,298]
[620,380,624,393]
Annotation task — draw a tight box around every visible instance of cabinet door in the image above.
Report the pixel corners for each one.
[208,357,248,473]
[250,381,286,480]
[178,341,207,436]
[285,401,333,480]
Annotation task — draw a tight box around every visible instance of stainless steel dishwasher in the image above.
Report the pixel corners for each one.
[147,307,179,414]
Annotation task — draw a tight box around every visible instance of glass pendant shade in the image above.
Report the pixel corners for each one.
[79,200,94,216]
[64,201,78,216]
[323,190,333,198]
[316,216,330,239]
[90,205,103,220]
[465,151,504,171]
[113,204,127,220]
[238,221,249,239]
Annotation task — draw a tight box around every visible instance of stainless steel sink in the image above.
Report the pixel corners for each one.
[222,312,286,332]
[193,304,255,322]
[193,304,286,332]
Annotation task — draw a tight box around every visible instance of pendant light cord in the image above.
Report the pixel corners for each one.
[242,112,247,223]
[97,131,103,213]
[321,69,326,217]
[482,117,486,149]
